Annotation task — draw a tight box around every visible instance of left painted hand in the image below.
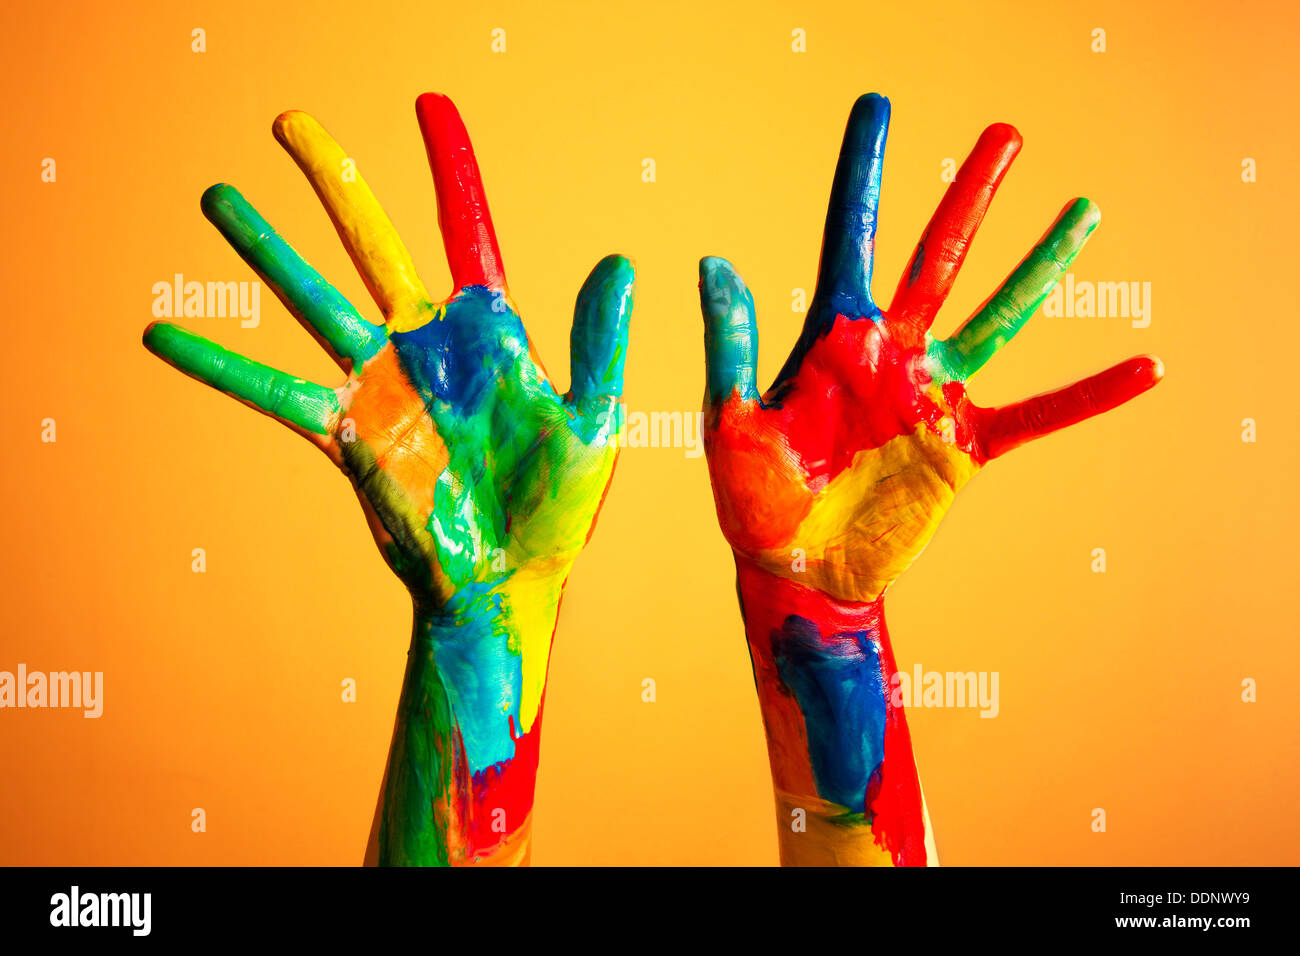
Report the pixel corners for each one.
[144,94,634,866]
[144,94,634,611]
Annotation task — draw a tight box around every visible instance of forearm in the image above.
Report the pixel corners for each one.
[734,555,936,866]
[378,581,561,867]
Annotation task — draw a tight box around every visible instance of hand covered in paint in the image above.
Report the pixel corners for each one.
[144,95,633,866]
[698,95,1161,867]
[700,94,1161,604]
[146,95,632,608]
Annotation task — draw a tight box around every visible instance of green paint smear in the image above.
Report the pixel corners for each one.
[378,625,456,866]
[143,322,339,434]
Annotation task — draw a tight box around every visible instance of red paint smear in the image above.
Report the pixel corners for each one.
[704,400,814,553]
[706,319,959,555]
[736,557,927,866]
[415,92,507,292]
[749,316,972,490]
[459,599,567,862]
[464,707,543,860]
[862,619,927,867]
[889,123,1022,331]
[715,315,1161,541]
[974,355,1163,460]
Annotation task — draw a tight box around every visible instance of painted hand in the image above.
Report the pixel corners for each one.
[698,94,1161,866]
[144,94,634,865]
[700,93,1160,603]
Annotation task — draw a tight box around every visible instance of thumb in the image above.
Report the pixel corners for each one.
[569,254,635,415]
[700,256,759,407]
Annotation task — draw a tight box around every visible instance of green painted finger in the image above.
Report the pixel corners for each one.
[569,254,635,417]
[143,322,341,434]
[933,198,1100,382]
[201,183,387,367]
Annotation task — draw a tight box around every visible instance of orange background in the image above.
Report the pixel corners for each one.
[1,0,1296,865]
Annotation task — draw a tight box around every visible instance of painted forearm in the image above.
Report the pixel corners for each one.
[378,584,561,867]
[735,556,935,867]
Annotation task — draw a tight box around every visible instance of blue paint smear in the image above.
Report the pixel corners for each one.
[770,93,890,402]
[771,614,888,812]
[814,92,889,313]
[419,585,522,775]
[391,285,532,417]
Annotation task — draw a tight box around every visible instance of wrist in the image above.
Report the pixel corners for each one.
[379,570,566,866]
[733,554,934,866]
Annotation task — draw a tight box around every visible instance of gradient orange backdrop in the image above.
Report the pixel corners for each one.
[2,0,1296,865]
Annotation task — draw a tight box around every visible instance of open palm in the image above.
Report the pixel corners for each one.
[145,95,633,610]
[700,94,1161,604]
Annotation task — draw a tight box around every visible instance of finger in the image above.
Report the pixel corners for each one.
[976,355,1163,460]
[415,93,507,293]
[569,255,635,417]
[273,110,432,329]
[813,93,890,319]
[936,198,1099,382]
[890,123,1022,331]
[143,322,341,436]
[200,183,388,369]
[700,256,759,407]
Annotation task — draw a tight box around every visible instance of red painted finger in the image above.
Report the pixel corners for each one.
[890,124,1021,331]
[976,355,1163,460]
[415,93,507,292]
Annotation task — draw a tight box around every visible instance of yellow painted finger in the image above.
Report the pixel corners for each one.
[273,110,433,329]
